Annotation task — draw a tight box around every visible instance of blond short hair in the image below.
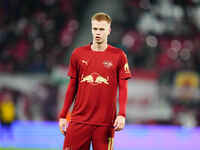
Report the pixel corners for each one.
[91,12,112,24]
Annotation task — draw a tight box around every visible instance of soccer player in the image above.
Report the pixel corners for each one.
[58,12,131,150]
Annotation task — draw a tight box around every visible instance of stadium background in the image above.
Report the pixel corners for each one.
[0,0,200,149]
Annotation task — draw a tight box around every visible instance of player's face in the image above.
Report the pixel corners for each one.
[91,20,111,44]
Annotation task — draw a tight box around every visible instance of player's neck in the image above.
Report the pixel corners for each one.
[91,42,108,52]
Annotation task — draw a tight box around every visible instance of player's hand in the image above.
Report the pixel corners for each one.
[114,115,125,131]
[59,118,67,135]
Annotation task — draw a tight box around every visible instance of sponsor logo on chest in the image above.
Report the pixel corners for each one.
[81,72,109,85]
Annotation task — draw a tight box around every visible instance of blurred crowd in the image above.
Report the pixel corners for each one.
[0,0,200,126]
[1,0,200,78]
[0,0,84,73]
[121,0,200,81]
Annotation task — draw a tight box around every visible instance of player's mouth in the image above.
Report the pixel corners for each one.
[95,36,101,40]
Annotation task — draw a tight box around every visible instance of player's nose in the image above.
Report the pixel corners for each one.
[96,33,100,36]
[96,30,101,34]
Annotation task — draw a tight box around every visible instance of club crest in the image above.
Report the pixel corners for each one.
[103,61,113,68]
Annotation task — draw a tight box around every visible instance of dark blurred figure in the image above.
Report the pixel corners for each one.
[31,82,58,121]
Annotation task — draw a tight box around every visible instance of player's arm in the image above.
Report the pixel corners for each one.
[58,77,78,134]
[114,79,128,131]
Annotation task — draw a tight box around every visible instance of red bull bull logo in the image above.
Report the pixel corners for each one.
[80,72,109,85]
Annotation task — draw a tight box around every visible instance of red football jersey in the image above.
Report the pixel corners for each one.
[67,44,131,126]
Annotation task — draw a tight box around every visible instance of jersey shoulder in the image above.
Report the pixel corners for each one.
[72,44,90,56]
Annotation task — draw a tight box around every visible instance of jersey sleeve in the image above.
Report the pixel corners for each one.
[67,50,78,78]
[118,51,132,80]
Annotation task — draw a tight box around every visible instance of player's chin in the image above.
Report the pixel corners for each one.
[95,40,103,44]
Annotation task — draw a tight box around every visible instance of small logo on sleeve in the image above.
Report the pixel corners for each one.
[124,63,130,73]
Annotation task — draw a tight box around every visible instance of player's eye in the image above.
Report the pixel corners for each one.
[93,28,97,30]
[100,28,105,31]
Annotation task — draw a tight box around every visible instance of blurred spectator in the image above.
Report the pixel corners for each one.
[170,71,200,127]
[0,88,16,139]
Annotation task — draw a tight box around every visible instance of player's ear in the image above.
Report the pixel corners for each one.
[108,27,111,35]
